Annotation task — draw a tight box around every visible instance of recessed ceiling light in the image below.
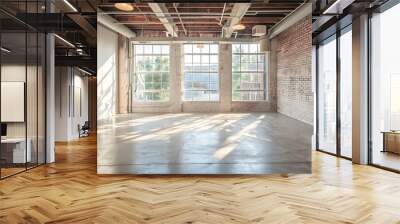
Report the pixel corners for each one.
[63,0,78,12]
[1,47,11,53]
[233,24,246,31]
[54,34,75,48]
[114,3,134,11]
[78,67,93,76]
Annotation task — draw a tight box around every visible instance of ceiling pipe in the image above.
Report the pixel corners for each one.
[101,12,234,16]
[97,12,136,38]
[99,10,291,16]
[63,0,78,12]
[224,3,251,38]
[148,3,178,37]
[219,3,226,25]
[173,3,187,36]
[115,21,221,25]
[131,36,262,43]
[100,10,290,15]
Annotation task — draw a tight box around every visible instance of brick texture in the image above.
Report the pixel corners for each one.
[276,16,313,125]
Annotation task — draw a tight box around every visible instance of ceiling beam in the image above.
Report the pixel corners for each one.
[130,36,262,43]
[268,3,312,39]
[67,14,97,39]
[148,3,178,37]
[97,12,136,38]
[223,3,251,38]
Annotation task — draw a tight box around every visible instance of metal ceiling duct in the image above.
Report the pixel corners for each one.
[97,12,136,38]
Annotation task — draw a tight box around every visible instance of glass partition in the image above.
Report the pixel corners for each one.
[38,32,46,165]
[370,3,400,171]
[27,31,38,169]
[0,0,46,179]
[0,17,28,178]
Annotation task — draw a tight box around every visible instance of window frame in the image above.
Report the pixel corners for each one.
[315,24,353,161]
[132,44,170,102]
[183,43,219,102]
[232,43,267,102]
[368,1,400,172]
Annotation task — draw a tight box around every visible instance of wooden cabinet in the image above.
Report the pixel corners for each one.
[382,132,400,154]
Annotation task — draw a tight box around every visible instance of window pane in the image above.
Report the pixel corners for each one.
[249,44,258,53]
[185,55,192,64]
[184,44,192,53]
[161,45,169,54]
[233,44,241,54]
[153,45,161,54]
[135,45,143,54]
[144,45,152,54]
[210,44,218,54]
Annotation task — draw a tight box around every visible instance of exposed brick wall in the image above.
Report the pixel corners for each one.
[275,16,313,125]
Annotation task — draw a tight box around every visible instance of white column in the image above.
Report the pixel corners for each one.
[219,43,232,112]
[46,32,55,163]
[170,43,183,112]
[352,14,369,164]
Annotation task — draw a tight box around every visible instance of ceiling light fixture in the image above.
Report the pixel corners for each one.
[78,67,93,76]
[322,0,354,14]
[63,0,78,12]
[1,47,11,53]
[196,43,204,49]
[114,3,134,11]
[233,24,246,31]
[54,34,75,48]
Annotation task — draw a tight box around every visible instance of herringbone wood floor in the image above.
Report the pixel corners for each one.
[1,135,400,224]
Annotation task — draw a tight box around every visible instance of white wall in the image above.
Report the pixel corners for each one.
[1,65,31,137]
[97,24,118,121]
[1,63,47,163]
[55,67,89,141]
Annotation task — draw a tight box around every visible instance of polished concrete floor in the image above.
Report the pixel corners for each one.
[98,113,312,174]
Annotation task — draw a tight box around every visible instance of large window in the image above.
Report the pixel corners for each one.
[370,3,400,171]
[133,44,170,101]
[340,26,352,158]
[317,35,337,154]
[232,43,266,101]
[317,26,353,159]
[183,44,219,101]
